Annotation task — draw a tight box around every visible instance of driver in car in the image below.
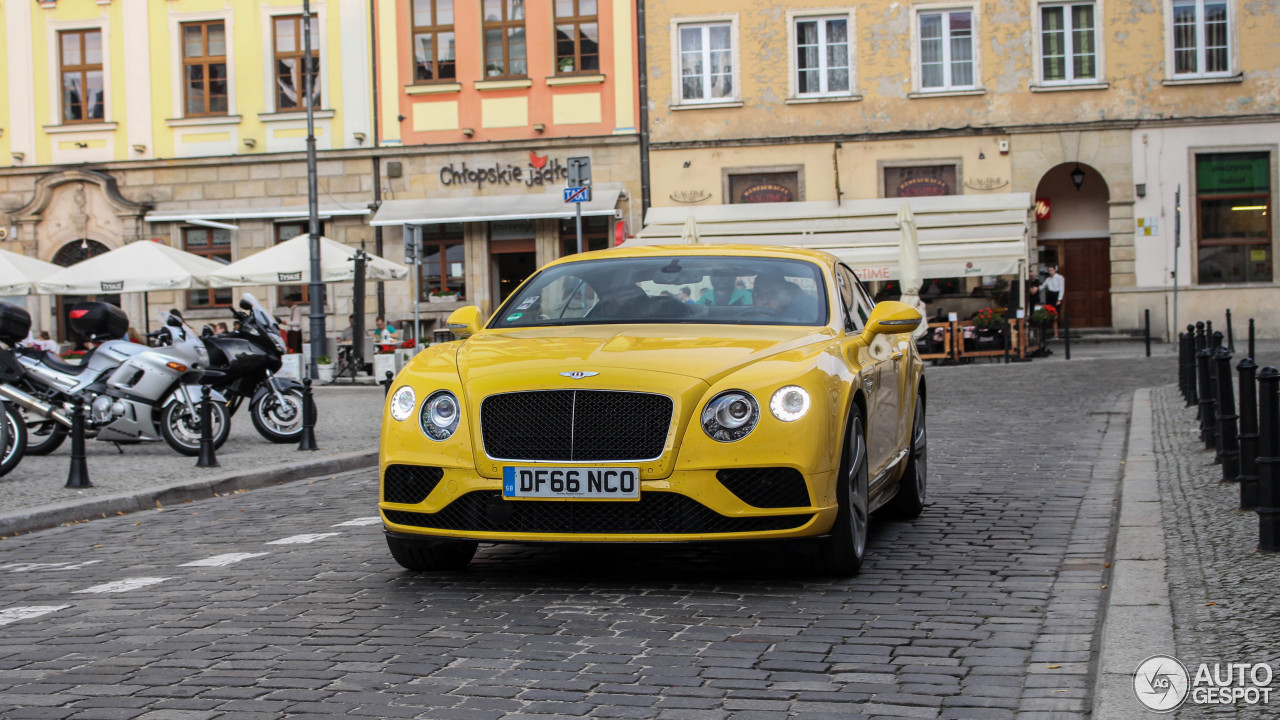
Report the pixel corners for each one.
[752,274,819,323]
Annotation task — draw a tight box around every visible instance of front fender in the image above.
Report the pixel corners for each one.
[252,376,303,406]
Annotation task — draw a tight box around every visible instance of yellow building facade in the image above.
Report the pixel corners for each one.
[643,0,1280,335]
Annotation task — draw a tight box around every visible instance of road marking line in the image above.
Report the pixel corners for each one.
[180,553,269,567]
[1,560,103,573]
[266,533,340,545]
[0,606,71,626]
[73,577,170,594]
[332,517,381,527]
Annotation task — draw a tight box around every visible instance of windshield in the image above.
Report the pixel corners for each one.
[490,256,830,328]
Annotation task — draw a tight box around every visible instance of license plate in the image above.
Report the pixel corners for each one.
[502,466,640,500]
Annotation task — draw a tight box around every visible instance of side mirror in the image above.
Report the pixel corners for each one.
[166,315,183,328]
[445,306,483,339]
[862,301,923,339]
[239,298,252,310]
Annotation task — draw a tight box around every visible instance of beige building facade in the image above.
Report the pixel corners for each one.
[643,0,1280,335]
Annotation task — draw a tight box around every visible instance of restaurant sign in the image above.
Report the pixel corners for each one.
[439,151,570,190]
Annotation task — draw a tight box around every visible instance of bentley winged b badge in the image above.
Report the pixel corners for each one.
[560,371,599,380]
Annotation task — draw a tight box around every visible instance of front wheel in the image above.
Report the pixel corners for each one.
[160,397,231,457]
[249,387,305,443]
[0,403,28,478]
[21,408,67,456]
[816,413,869,576]
[387,535,477,572]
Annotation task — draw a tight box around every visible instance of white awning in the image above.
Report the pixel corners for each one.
[630,193,1032,281]
[370,188,622,226]
[144,203,372,229]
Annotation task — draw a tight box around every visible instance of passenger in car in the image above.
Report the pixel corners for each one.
[753,274,820,323]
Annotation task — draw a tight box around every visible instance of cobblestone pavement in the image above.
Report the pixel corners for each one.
[0,386,385,517]
[1150,342,1280,720]
[0,352,1179,720]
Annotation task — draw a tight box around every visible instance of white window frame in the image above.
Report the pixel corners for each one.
[1165,0,1235,79]
[909,4,981,94]
[168,10,237,120]
[260,4,331,114]
[670,15,740,107]
[787,9,857,99]
[45,18,112,126]
[1034,1,1102,86]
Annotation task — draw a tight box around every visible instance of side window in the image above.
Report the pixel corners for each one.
[841,264,875,326]
[836,265,867,331]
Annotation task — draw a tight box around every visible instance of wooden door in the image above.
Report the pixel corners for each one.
[1039,238,1112,328]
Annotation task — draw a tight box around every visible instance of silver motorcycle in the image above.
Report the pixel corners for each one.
[0,302,231,457]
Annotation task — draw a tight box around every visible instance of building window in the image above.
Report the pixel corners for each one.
[1196,152,1272,284]
[183,229,232,308]
[884,164,958,197]
[555,0,599,74]
[795,16,850,96]
[59,29,105,123]
[559,216,610,256]
[1040,3,1096,83]
[482,0,527,78]
[918,9,975,90]
[419,224,466,300]
[276,221,322,305]
[273,15,321,111]
[728,172,800,204]
[182,22,228,116]
[679,22,734,102]
[1172,0,1230,76]
[412,0,456,82]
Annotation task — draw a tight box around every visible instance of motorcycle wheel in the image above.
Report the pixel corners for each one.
[160,399,231,457]
[0,403,28,478]
[249,387,306,443]
[22,408,68,456]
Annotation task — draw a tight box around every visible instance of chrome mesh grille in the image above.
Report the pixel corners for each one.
[481,390,673,461]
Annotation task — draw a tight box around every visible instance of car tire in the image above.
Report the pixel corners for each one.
[386,535,477,572]
[884,392,927,519]
[817,412,869,577]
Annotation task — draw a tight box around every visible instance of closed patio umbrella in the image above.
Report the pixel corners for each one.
[0,248,62,295]
[896,203,928,339]
[208,234,408,287]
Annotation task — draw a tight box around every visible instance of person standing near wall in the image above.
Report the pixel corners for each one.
[1042,265,1065,339]
[284,293,303,354]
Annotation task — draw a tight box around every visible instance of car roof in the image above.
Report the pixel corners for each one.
[546,244,840,270]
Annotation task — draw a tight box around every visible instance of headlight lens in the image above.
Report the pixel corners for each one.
[420,390,460,441]
[770,386,811,422]
[701,391,759,442]
[389,386,416,422]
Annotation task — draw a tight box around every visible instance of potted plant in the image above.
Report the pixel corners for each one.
[971,307,1005,346]
[428,288,460,304]
[315,355,334,383]
[1030,305,1058,326]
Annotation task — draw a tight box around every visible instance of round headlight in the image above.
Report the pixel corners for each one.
[701,391,759,442]
[770,386,811,422]
[419,390,460,441]
[389,386,416,422]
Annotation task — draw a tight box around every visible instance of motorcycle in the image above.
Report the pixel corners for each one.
[200,293,306,443]
[0,303,30,476]
[0,301,231,457]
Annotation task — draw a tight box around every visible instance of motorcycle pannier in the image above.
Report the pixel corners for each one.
[69,301,129,341]
[0,302,32,344]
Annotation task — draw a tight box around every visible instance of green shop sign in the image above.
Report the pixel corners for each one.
[1197,152,1269,194]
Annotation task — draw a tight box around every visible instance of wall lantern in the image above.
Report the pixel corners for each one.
[1070,163,1086,191]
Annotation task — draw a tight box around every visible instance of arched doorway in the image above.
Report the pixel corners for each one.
[1035,164,1112,328]
[52,239,118,345]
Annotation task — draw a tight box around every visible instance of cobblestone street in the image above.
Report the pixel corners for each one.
[0,348,1241,720]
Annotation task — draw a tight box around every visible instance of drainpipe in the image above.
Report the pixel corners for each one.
[369,0,385,317]
[637,0,651,218]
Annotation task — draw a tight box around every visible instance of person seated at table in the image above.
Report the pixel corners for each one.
[339,314,355,343]
[373,316,400,348]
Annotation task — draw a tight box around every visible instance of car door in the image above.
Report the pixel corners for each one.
[836,265,897,480]
[849,270,905,473]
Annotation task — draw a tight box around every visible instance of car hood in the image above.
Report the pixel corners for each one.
[456,324,836,385]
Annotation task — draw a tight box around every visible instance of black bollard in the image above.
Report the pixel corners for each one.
[1207,332,1225,454]
[1194,323,1207,419]
[1215,349,1240,482]
[1248,319,1256,361]
[195,384,219,468]
[1185,325,1198,407]
[1195,321,1206,351]
[1062,307,1071,360]
[1003,320,1011,364]
[1238,358,1260,510]
[1144,309,1151,358]
[1210,329,1223,352]
[1197,349,1216,448]
[381,370,394,397]
[1256,366,1280,552]
[1225,309,1234,353]
[297,377,318,451]
[65,396,91,488]
[1206,320,1214,342]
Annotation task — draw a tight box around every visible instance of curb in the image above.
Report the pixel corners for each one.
[0,450,378,537]
[1092,387,1176,718]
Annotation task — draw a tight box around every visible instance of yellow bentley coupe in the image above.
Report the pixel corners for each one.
[379,245,926,576]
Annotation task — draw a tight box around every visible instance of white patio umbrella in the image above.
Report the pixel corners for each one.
[0,248,62,295]
[896,203,929,339]
[681,216,701,244]
[208,234,408,287]
[36,240,227,295]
